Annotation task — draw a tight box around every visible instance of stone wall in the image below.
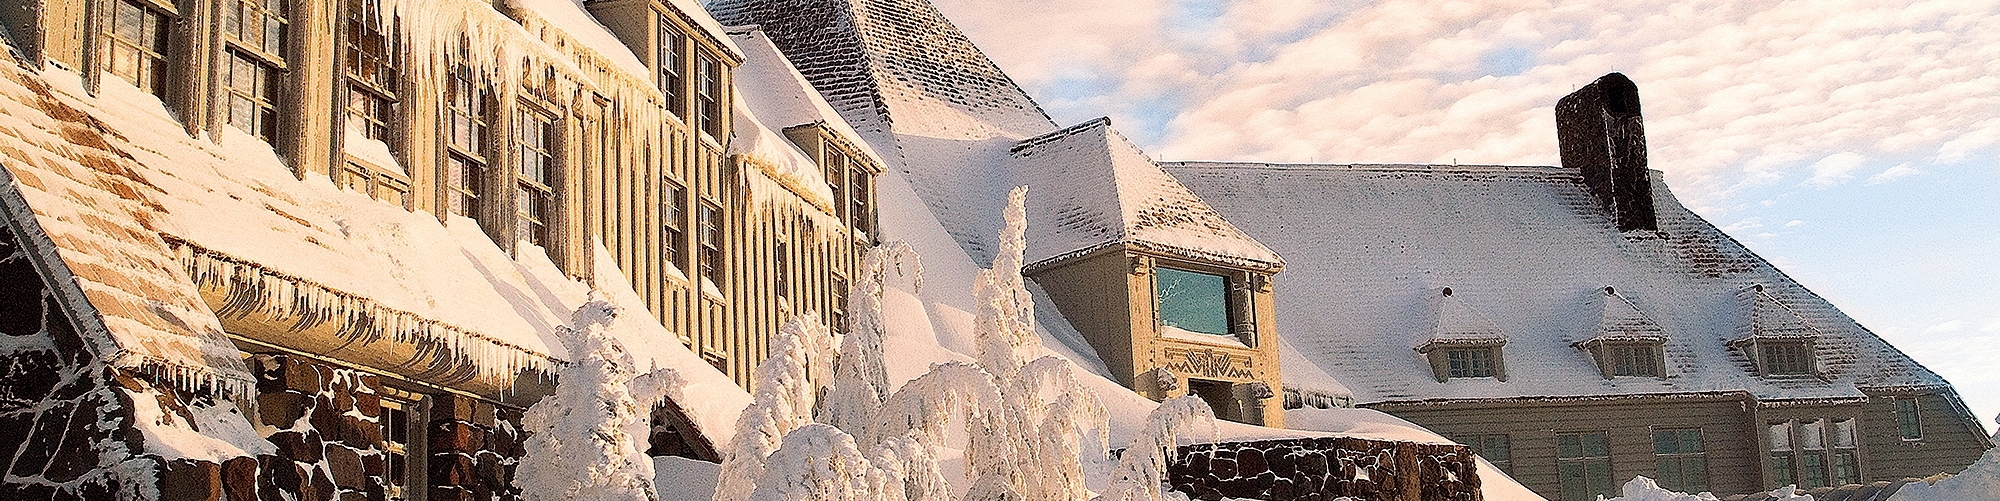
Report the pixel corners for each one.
[0,224,141,500]
[1167,437,1482,501]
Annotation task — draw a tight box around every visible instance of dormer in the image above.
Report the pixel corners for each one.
[1573,287,1668,379]
[1416,288,1508,382]
[1727,285,1822,377]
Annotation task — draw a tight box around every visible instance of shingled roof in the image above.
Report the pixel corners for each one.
[1165,161,1950,404]
[1010,118,1282,271]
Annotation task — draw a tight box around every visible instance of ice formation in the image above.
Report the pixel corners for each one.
[1887,447,2000,501]
[517,295,674,501]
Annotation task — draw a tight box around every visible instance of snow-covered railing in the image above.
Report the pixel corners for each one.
[167,236,562,391]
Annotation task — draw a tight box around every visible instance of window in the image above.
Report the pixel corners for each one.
[1831,419,1859,485]
[1768,421,1795,488]
[444,61,488,217]
[698,201,722,283]
[774,241,789,300]
[662,179,685,270]
[222,0,286,141]
[1759,342,1811,375]
[1155,267,1231,337]
[1653,428,1707,493]
[1557,432,1613,501]
[1447,348,1497,378]
[831,274,848,334]
[657,18,686,117]
[850,168,871,234]
[696,52,722,138]
[378,390,418,501]
[514,107,557,247]
[826,153,846,219]
[1895,397,1922,440]
[1611,344,1661,377]
[104,0,172,99]
[344,0,397,144]
[1464,434,1511,473]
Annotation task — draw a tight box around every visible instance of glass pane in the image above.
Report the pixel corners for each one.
[1801,453,1826,488]
[1681,429,1703,453]
[1686,457,1707,493]
[1769,422,1793,451]
[1488,435,1510,460]
[1656,458,1681,489]
[1559,434,1582,459]
[1769,453,1794,488]
[1655,430,1677,454]
[1559,463,1586,501]
[1582,432,1607,457]
[1586,460,1613,496]
[1800,419,1825,450]
[1155,267,1230,336]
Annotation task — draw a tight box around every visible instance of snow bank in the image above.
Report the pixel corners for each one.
[654,456,721,501]
[1282,408,1457,445]
[1889,447,2000,501]
[1598,477,1719,501]
[126,393,275,462]
[589,243,751,447]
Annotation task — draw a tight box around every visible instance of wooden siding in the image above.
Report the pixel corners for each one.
[1858,389,1994,481]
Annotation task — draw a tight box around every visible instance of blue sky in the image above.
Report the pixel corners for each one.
[933,0,2000,433]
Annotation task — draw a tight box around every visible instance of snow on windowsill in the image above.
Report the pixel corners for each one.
[1160,325,1248,349]
[700,277,723,301]
[342,123,405,176]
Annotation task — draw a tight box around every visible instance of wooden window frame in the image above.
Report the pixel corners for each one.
[513,104,558,248]
[662,178,686,273]
[1557,431,1614,501]
[1446,348,1496,378]
[698,200,722,284]
[1759,341,1812,376]
[343,0,398,144]
[104,0,173,99]
[696,52,722,139]
[1465,434,1511,474]
[377,387,422,501]
[657,17,686,118]
[1894,397,1923,441]
[444,58,490,218]
[1652,427,1708,494]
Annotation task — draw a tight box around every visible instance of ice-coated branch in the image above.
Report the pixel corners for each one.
[517,294,661,501]
[1096,396,1219,501]
[716,314,836,501]
[820,242,922,432]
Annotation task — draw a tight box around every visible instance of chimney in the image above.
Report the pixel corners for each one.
[1557,73,1657,232]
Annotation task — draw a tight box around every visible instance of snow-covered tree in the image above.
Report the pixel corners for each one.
[747,423,899,501]
[715,315,835,501]
[1096,396,1219,501]
[517,294,668,501]
[819,242,921,433]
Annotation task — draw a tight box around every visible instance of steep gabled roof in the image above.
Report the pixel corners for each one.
[1166,161,1949,404]
[1010,118,1282,271]
[709,0,1059,264]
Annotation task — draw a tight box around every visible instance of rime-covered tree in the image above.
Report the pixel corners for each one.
[517,294,669,501]
[715,315,835,501]
[1096,396,1219,501]
[819,242,921,433]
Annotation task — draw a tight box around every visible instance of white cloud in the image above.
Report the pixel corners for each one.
[1866,163,1923,185]
[1923,320,1968,335]
[1784,220,1805,227]
[1723,218,1763,233]
[934,0,2000,208]
[1803,152,1868,188]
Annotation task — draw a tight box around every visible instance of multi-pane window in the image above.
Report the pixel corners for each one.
[1464,434,1511,473]
[445,62,489,217]
[105,0,172,99]
[223,0,286,141]
[831,274,849,334]
[696,52,722,138]
[850,168,871,234]
[1447,348,1496,378]
[1760,342,1811,375]
[1611,344,1661,377]
[662,179,686,270]
[1895,397,1922,440]
[1557,432,1614,501]
[698,201,722,283]
[774,241,789,300]
[826,153,847,219]
[514,108,557,247]
[1653,428,1707,493]
[1799,419,1830,488]
[1831,419,1859,485]
[1156,267,1231,337]
[657,18,686,117]
[1768,421,1796,489]
[378,391,416,501]
[344,0,397,143]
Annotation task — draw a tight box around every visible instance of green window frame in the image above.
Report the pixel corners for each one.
[1447,348,1496,378]
[1895,397,1922,440]
[1653,428,1707,493]
[1464,434,1511,473]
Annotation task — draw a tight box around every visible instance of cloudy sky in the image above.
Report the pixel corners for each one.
[929,0,2000,432]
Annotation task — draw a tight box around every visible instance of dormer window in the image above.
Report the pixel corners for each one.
[1577,340,1664,379]
[1154,265,1253,346]
[1760,342,1811,375]
[1447,348,1496,378]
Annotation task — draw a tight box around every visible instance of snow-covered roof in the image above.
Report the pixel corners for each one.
[505,0,653,80]
[725,27,886,168]
[0,50,749,442]
[1011,118,1283,271]
[1583,287,1669,345]
[1417,288,1508,352]
[1165,161,1951,404]
[729,92,839,211]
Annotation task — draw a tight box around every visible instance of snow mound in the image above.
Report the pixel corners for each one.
[1888,447,2000,501]
[1598,476,1719,501]
[654,456,721,501]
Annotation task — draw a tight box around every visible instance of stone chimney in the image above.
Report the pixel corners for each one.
[1557,72,1657,232]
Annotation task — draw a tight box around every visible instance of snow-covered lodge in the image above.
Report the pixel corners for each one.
[0,0,1985,501]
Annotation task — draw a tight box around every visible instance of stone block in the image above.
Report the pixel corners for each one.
[258,391,308,428]
[430,421,480,452]
[305,467,336,501]
[1236,447,1267,477]
[12,400,74,477]
[354,390,380,419]
[270,430,325,463]
[1208,457,1236,480]
[273,357,325,394]
[259,456,305,501]
[326,445,366,490]
[161,458,223,501]
[429,453,475,487]
[435,394,478,422]
[222,456,259,501]
[310,395,340,434]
